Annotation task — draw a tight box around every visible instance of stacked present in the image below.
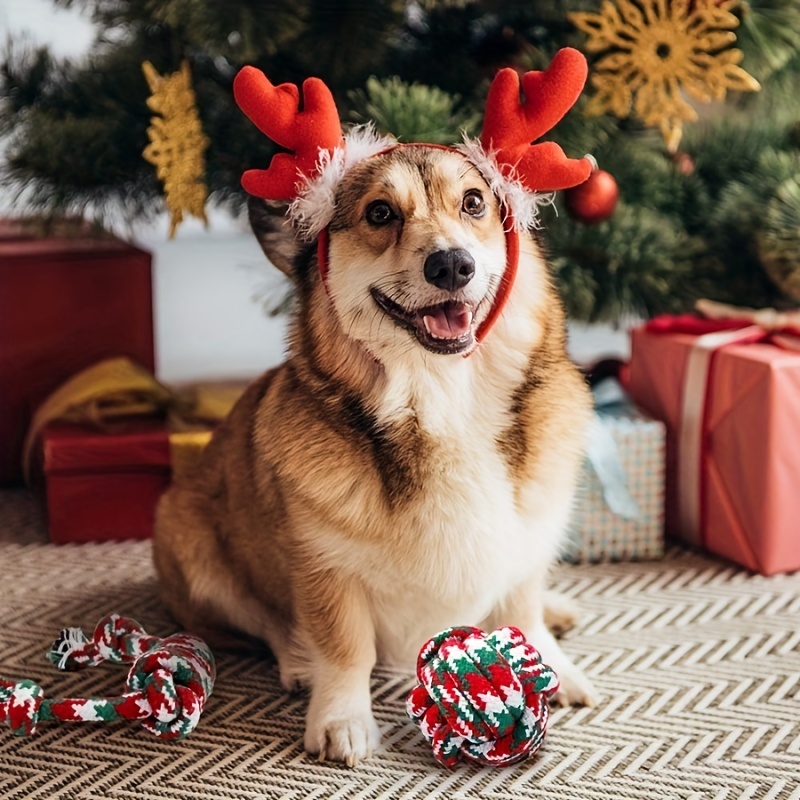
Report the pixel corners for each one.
[625,300,800,576]
[0,218,246,543]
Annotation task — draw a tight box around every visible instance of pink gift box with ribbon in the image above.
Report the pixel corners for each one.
[625,304,800,576]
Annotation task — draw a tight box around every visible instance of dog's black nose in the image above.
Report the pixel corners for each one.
[423,249,475,292]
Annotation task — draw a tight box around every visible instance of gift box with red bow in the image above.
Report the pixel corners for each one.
[625,301,800,576]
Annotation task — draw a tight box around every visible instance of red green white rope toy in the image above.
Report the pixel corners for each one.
[407,626,559,768]
[0,614,215,740]
[3,615,555,765]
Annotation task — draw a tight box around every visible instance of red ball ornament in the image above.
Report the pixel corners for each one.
[564,168,619,224]
[670,150,695,176]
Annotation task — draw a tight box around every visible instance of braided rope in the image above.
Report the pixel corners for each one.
[406,626,559,767]
[0,614,215,740]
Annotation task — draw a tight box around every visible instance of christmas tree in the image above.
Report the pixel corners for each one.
[1,0,798,322]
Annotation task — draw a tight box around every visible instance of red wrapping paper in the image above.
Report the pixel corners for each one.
[626,322,800,576]
[0,225,154,484]
[42,420,171,544]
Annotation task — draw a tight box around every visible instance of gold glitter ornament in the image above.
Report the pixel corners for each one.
[570,0,760,152]
[142,61,210,238]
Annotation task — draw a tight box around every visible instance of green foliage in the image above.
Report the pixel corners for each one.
[1,0,799,320]
[348,77,480,143]
[735,0,800,82]
[547,202,702,323]
[757,176,800,301]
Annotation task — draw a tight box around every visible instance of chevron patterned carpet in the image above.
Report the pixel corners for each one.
[2,489,800,800]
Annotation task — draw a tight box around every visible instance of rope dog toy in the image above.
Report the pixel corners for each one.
[0,613,215,740]
[406,626,559,767]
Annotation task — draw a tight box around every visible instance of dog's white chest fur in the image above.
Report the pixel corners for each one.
[369,457,535,667]
[319,356,565,667]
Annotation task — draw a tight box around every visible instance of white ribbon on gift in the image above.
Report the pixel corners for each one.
[677,300,800,543]
[585,413,641,520]
[585,377,640,520]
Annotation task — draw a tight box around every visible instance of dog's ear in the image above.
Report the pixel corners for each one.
[247,196,303,279]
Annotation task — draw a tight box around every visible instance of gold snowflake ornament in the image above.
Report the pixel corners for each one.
[142,61,210,238]
[570,0,760,152]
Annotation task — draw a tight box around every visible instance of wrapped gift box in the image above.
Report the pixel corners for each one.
[42,419,174,544]
[626,320,800,576]
[567,398,666,563]
[32,361,246,544]
[0,220,154,484]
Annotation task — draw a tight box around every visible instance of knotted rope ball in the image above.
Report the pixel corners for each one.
[406,626,559,767]
[0,614,214,740]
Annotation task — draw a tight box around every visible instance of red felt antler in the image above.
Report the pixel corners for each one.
[233,67,344,201]
[481,48,592,192]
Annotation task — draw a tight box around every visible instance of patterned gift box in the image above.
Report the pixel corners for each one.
[565,396,666,563]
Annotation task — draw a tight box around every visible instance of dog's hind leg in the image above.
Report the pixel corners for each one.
[153,488,302,690]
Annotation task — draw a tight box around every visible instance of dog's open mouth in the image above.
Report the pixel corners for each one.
[371,288,476,355]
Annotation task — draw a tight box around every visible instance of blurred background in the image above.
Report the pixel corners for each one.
[1,0,798,381]
[1,0,798,569]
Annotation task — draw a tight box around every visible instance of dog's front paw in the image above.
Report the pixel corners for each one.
[304,712,381,767]
[552,666,600,708]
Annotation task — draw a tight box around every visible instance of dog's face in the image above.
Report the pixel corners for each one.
[325,146,507,359]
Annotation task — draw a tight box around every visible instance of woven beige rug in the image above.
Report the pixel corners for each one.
[1,489,799,800]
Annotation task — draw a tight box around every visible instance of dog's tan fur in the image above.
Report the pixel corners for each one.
[153,146,596,766]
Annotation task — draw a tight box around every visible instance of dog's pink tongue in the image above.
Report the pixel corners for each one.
[422,303,473,339]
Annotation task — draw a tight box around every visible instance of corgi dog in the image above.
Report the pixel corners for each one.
[153,48,599,766]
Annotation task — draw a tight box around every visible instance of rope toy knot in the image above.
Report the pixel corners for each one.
[0,679,45,736]
[2,616,215,741]
[406,626,559,767]
[126,634,215,739]
[48,613,155,670]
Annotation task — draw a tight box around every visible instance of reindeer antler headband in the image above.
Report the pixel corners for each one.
[233,50,592,347]
[233,48,593,236]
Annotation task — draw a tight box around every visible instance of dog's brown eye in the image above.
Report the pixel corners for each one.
[366,201,396,226]
[462,190,486,217]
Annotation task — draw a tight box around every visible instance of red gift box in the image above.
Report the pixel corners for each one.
[33,363,243,544]
[0,221,154,484]
[42,419,173,544]
[626,316,800,576]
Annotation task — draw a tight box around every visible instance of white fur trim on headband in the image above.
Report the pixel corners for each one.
[287,126,553,239]
[456,136,554,231]
[288,124,396,239]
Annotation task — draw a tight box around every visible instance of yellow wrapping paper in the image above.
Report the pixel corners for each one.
[23,357,245,483]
